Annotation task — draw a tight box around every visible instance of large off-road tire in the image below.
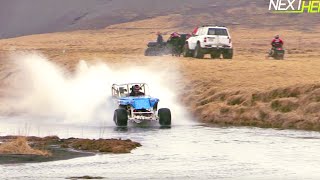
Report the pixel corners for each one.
[222,50,233,59]
[183,44,193,57]
[145,47,160,56]
[144,48,153,56]
[280,54,284,60]
[171,47,180,57]
[113,109,128,127]
[147,48,159,56]
[158,108,171,126]
[275,53,284,60]
[210,53,220,59]
[193,43,204,59]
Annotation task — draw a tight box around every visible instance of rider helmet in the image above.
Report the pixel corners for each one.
[171,32,180,38]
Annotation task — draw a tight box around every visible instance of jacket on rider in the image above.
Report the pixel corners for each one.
[271,36,284,48]
[157,32,164,45]
[167,32,182,56]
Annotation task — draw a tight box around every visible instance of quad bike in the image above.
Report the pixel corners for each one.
[268,47,285,60]
[144,33,190,57]
[167,34,190,57]
[144,42,170,56]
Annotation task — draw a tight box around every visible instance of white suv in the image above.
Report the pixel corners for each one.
[183,25,233,59]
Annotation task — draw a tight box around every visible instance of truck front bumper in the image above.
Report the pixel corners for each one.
[129,116,159,123]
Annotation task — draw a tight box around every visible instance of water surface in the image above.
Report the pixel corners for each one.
[1,118,320,180]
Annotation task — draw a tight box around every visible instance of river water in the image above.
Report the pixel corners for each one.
[1,117,320,180]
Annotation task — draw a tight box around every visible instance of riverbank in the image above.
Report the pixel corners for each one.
[180,83,320,131]
[0,136,141,164]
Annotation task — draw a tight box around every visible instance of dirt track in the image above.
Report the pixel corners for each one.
[1,16,320,131]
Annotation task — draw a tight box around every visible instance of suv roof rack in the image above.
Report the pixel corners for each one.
[201,24,225,27]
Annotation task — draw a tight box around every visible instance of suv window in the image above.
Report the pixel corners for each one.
[208,28,228,36]
[196,28,203,35]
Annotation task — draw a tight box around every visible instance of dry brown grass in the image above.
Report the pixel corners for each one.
[0,137,51,156]
[183,84,320,131]
[1,14,320,130]
[62,139,142,154]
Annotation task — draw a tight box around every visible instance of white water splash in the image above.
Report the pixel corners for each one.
[2,52,194,128]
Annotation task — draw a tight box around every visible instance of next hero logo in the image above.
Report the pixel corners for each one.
[269,0,320,13]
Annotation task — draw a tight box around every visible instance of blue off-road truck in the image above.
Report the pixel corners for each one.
[111,83,171,127]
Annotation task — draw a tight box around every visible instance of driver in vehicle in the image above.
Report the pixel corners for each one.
[130,85,145,96]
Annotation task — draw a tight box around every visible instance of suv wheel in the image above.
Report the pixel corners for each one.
[183,44,192,57]
[223,49,233,59]
[193,43,204,59]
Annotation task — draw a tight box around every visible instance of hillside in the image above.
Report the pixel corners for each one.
[0,0,318,39]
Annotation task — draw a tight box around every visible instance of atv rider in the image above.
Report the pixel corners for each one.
[156,32,164,45]
[270,35,284,56]
[167,32,182,56]
[130,85,145,96]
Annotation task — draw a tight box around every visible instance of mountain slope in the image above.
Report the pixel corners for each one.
[0,0,317,39]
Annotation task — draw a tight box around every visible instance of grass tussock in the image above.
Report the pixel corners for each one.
[64,139,141,154]
[270,98,299,113]
[0,137,51,156]
[304,102,320,114]
[227,95,246,106]
[252,87,302,103]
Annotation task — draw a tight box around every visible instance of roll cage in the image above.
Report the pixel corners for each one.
[112,83,149,98]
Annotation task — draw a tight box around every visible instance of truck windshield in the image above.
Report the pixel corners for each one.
[208,28,228,36]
